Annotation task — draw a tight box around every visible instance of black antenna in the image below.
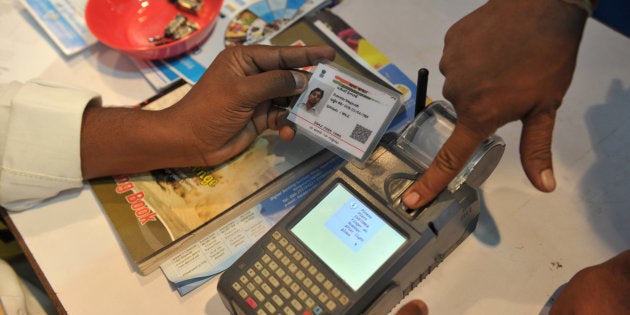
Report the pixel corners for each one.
[414,68,429,117]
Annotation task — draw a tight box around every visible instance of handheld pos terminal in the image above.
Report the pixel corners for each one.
[218,100,505,315]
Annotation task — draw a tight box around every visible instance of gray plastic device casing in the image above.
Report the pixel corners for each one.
[217,101,505,314]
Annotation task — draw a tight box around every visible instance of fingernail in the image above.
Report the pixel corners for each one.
[399,300,429,315]
[409,300,429,313]
[292,71,307,90]
[403,191,420,207]
[540,168,556,192]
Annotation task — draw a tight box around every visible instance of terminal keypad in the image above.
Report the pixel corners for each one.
[231,231,350,314]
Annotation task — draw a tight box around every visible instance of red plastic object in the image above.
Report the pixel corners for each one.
[85,0,221,59]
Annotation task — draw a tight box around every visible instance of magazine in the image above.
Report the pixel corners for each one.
[90,95,329,274]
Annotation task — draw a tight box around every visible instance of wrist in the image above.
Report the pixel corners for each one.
[81,106,197,178]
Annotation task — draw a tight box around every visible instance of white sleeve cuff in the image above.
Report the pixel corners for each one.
[0,80,101,211]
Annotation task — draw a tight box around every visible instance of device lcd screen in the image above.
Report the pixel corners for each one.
[290,183,407,291]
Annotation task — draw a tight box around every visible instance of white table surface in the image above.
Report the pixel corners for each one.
[5,0,629,314]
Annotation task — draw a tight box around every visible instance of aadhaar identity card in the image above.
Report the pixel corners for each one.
[287,61,401,162]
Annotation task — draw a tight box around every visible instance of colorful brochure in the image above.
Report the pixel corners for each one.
[20,0,96,55]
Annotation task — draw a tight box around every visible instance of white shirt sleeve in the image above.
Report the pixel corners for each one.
[0,80,101,211]
[0,258,50,315]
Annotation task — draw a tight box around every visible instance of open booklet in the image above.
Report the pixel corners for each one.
[90,7,420,296]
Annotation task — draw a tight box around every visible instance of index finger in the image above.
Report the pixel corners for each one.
[402,123,484,209]
[239,45,336,75]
